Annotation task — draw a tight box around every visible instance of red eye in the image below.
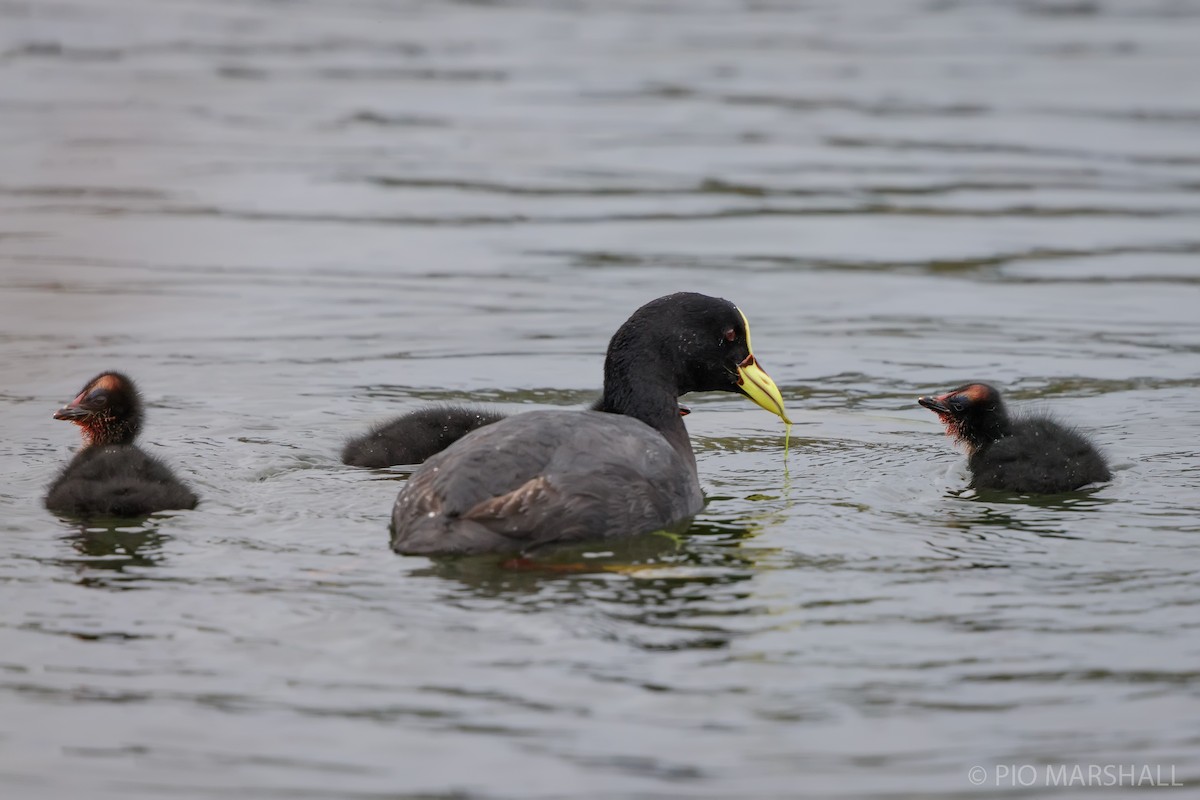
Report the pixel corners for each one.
[724,328,736,342]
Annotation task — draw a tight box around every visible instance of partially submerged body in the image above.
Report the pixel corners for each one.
[919,382,1111,493]
[391,410,702,555]
[390,293,791,556]
[46,371,197,517]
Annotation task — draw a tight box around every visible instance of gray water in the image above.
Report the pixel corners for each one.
[2,1,1199,797]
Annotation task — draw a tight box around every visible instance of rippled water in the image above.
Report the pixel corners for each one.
[3,1,1199,797]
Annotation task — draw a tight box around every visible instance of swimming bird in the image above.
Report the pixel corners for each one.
[342,406,508,467]
[918,382,1111,493]
[390,292,791,556]
[45,371,198,517]
[343,402,691,467]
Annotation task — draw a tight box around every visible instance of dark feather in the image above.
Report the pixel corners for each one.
[46,444,198,517]
[342,405,507,467]
[388,293,785,556]
[391,411,702,555]
[971,416,1112,493]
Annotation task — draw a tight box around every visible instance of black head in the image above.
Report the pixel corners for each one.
[53,371,144,447]
[917,382,1010,453]
[601,292,790,425]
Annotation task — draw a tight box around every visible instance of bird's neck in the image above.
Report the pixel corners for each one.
[964,411,1013,455]
[80,417,138,449]
[599,351,694,465]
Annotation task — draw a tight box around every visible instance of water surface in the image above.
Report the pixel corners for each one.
[2,1,1199,797]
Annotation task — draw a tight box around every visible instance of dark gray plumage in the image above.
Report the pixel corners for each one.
[342,405,507,467]
[390,292,791,556]
[967,417,1111,493]
[391,410,701,555]
[343,400,693,468]
[46,445,198,517]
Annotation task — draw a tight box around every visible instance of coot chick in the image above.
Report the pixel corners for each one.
[45,372,198,517]
[391,292,791,556]
[342,406,508,467]
[918,382,1111,493]
[343,402,691,467]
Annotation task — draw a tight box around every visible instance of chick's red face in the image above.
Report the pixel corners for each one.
[916,391,974,448]
[930,392,969,436]
[917,384,995,449]
[53,373,133,447]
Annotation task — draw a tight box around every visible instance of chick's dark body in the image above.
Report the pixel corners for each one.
[47,444,198,517]
[969,417,1112,493]
[342,406,507,468]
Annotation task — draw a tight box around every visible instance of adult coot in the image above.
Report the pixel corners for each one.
[390,292,791,556]
[918,382,1111,493]
[45,372,198,517]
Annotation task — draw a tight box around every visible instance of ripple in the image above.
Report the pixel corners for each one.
[3,0,1199,796]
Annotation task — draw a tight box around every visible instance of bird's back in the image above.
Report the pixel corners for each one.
[970,416,1111,493]
[342,405,507,467]
[46,445,198,517]
[391,410,703,555]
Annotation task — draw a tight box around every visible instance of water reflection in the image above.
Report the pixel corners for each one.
[57,521,168,573]
[410,520,764,596]
[4,0,1200,794]
[409,523,772,654]
[957,485,1115,509]
[921,487,1121,562]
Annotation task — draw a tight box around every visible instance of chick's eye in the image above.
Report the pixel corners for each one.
[723,328,736,342]
[87,391,108,406]
[950,397,967,412]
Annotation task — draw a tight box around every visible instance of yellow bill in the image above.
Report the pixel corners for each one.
[735,308,792,425]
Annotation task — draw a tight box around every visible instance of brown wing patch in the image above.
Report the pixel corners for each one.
[465,475,555,521]
[393,470,444,518]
